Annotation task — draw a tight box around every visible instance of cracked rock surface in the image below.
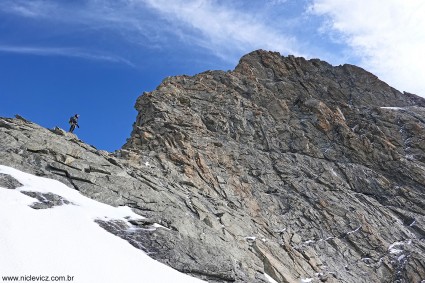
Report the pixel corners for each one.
[1,50,425,283]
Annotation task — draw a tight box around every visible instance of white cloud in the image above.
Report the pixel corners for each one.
[0,45,135,66]
[0,0,306,62]
[0,0,55,18]
[141,0,301,60]
[309,0,425,96]
[0,2,344,62]
[265,0,289,6]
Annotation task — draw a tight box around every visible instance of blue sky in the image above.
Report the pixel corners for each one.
[1,0,424,151]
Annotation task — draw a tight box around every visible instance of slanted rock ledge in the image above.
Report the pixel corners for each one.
[1,50,425,283]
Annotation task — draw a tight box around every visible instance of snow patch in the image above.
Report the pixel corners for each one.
[152,223,171,230]
[380,107,404,110]
[301,278,313,283]
[388,241,404,255]
[347,226,361,235]
[265,273,279,283]
[388,241,404,250]
[405,154,416,161]
[397,255,406,261]
[0,165,205,283]
[390,249,403,255]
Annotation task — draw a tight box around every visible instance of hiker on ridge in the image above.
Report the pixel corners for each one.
[69,114,80,133]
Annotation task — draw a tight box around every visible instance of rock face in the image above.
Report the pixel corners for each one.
[1,50,425,283]
[0,173,22,189]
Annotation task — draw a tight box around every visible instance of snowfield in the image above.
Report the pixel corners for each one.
[0,165,205,283]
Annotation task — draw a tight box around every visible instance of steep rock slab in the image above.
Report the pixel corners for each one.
[124,50,425,282]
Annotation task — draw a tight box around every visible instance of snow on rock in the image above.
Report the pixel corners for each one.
[346,226,361,235]
[390,248,404,255]
[380,107,404,110]
[388,241,404,254]
[265,273,279,283]
[0,165,205,283]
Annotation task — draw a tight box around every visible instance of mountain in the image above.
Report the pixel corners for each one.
[1,50,424,283]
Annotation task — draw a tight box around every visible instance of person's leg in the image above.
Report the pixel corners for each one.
[69,124,75,133]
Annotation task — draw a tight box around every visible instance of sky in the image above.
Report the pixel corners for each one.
[1,0,424,151]
[0,165,208,283]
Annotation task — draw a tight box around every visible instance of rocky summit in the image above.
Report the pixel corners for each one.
[1,50,425,283]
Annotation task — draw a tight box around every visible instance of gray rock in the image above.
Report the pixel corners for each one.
[1,50,425,283]
[0,173,23,189]
[20,191,71,209]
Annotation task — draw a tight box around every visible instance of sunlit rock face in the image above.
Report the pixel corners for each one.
[2,50,425,283]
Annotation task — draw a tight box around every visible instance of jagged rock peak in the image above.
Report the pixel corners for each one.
[121,49,425,282]
[124,49,425,153]
[234,49,422,107]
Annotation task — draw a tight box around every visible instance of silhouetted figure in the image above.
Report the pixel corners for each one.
[69,114,80,133]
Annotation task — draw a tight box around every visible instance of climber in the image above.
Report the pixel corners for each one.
[68,114,80,133]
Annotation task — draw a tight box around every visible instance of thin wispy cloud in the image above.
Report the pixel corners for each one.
[0,0,305,62]
[0,45,135,66]
[142,0,302,60]
[309,0,425,96]
[0,0,54,18]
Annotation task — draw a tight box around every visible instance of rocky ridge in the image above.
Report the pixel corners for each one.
[1,50,425,283]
